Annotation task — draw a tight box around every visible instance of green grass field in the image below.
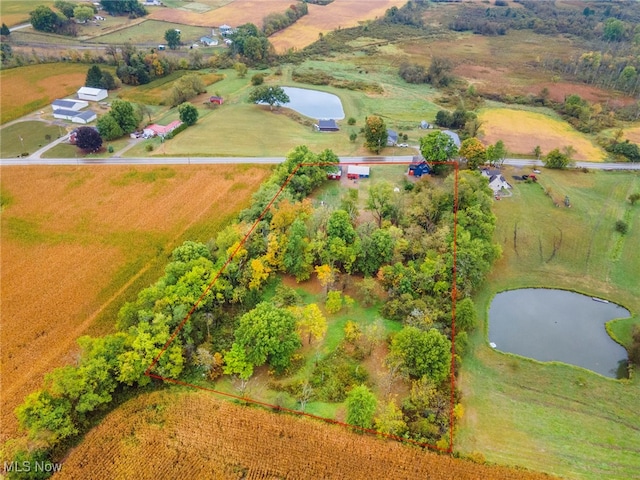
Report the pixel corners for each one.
[0,121,63,157]
[456,168,640,480]
[87,20,211,45]
[0,0,54,26]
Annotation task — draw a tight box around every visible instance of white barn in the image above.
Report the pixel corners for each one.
[77,87,108,102]
[51,98,89,112]
[53,109,97,124]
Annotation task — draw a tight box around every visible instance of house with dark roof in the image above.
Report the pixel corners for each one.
[387,129,398,146]
[481,168,512,194]
[316,119,339,132]
[408,160,431,178]
[53,109,97,124]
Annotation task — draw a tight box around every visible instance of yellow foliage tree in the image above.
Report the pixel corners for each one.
[459,137,486,170]
[291,303,327,345]
[249,257,271,290]
[314,264,334,294]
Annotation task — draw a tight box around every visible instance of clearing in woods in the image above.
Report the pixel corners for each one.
[53,389,555,480]
[478,107,606,161]
[0,164,272,440]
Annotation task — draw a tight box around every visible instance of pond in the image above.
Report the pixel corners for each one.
[281,87,345,120]
[488,289,630,378]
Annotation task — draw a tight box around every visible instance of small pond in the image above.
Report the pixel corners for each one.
[280,87,345,120]
[488,289,630,378]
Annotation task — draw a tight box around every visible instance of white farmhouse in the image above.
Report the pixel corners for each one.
[481,168,512,194]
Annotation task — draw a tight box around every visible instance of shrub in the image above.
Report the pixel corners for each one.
[108,145,114,153]
[145,144,154,152]
[347,117,356,125]
[251,73,265,86]
[349,132,357,142]
[615,220,628,234]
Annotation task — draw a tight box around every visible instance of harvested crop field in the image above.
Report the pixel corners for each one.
[0,164,272,440]
[478,108,606,161]
[53,389,555,480]
[0,64,104,124]
[269,0,408,53]
[625,126,640,143]
[149,0,293,27]
[524,82,637,108]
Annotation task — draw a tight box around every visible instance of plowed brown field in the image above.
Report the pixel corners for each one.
[0,164,271,440]
[52,389,556,480]
[269,0,408,53]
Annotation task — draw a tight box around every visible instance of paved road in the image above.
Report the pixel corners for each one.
[2,155,639,169]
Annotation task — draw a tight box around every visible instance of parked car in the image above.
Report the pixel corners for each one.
[398,143,409,148]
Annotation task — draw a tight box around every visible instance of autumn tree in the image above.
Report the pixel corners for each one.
[325,290,343,314]
[366,181,395,228]
[374,399,408,436]
[364,115,387,153]
[346,385,377,429]
[459,137,486,170]
[291,303,327,345]
[234,62,248,78]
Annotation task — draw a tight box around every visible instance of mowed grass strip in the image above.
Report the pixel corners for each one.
[0,164,272,439]
[479,107,606,161]
[456,168,640,480]
[0,63,103,124]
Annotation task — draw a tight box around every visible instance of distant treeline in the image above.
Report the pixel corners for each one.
[263,2,308,36]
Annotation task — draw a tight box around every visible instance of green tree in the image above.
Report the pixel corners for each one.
[166,73,206,107]
[629,193,640,206]
[327,209,356,243]
[603,18,625,42]
[248,85,290,110]
[97,114,124,141]
[366,181,394,228]
[544,148,572,169]
[485,139,507,167]
[101,0,147,17]
[73,5,94,23]
[533,145,542,160]
[459,137,486,170]
[232,302,301,373]
[30,5,61,33]
[389,326,451,383]
[165,29,181,49]
[109,99,139,134]
[282,217,313,281]
[346,385,377,429]
[15,390,77,447]
[355,226,394,276]
[419,131,458,175]
[251,73,264,85]
[234,62,248,78]
[54,0,76,18]
[374,400,408,436]
[85,65,104,88]
[455,297,477,332]
[1,23,11,36]
[178,102,199,126]
[364,115,387,153]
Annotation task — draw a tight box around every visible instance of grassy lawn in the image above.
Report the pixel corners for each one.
[456,168,640,480]
[0,121,63,157]
[87,19,211,45]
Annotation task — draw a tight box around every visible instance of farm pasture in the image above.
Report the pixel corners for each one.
[478,107,606,161]
[0,164,272,440]
[269,0,408,53]
[86,20,211,45]
[148,0,294,28]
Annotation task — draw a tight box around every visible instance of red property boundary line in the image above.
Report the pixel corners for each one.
[145,161,459,454]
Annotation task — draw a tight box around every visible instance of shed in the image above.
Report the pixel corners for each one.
[347,165,370,179]
[327,166,342,180]
[316,119,339,132]
[77,87,108,102]
[209,96,224,105]
[51,99,88,112]
[442,130,461,148]
[387,129,398,146]
[420,120,430,129]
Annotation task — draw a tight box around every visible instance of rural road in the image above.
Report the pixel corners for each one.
[1,156,639,170]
